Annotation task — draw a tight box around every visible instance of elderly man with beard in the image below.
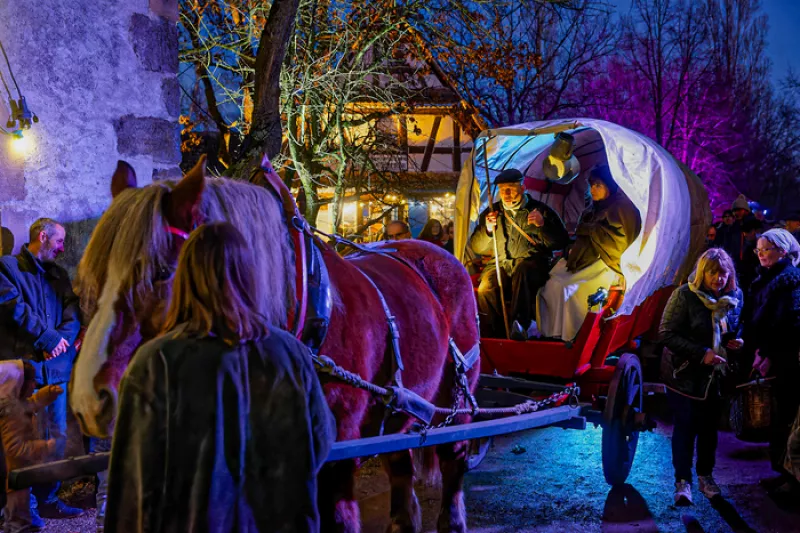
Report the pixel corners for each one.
[0,218,83,521]
[470,168,569,339]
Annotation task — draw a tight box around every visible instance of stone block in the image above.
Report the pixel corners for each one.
[152,166,182,182]
[129,13,178,73]
[150,0,178,22]
[162,77,180,118]
[115,115,180,165]
[61,216,101,276]
[0,167,25,203]
[0,207,38,256]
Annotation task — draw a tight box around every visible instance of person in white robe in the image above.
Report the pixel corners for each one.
[537,165,641,340]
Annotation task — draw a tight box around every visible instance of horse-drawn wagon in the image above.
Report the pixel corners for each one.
[9,119,710,531]
[454,118,711,483]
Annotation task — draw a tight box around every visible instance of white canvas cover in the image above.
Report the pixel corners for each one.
[454,118,711,317]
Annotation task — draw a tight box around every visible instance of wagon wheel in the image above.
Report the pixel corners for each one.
[466,437,493,471]
[601,353,643,486]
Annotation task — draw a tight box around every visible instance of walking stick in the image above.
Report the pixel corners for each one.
[482,136,511,339]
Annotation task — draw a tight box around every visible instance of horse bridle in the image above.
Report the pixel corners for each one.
[250,154,310,340]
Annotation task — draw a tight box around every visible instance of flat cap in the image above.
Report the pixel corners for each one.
[494,168,523,185]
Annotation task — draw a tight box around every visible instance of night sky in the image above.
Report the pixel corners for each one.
[762,0,800,84]
[613,0,800,86]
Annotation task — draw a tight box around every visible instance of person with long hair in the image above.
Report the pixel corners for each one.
[660,248,743,505]
[744,228,800,498]
[104,222,335,533]
[418,218,445,246]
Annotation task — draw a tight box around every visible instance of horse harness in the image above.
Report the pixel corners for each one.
[251,157,480,429]
[341,240,481,427]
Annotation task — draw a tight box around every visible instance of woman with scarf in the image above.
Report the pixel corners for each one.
[660,248,743,505]
[744,228,800,498]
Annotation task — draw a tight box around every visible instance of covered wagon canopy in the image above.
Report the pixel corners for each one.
[454,118,711,317]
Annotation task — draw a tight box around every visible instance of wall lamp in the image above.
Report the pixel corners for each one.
[1,38,38,139]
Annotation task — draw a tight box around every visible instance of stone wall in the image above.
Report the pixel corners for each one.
[0,0,180,269]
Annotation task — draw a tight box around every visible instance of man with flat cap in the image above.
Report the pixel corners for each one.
[469,168,569,339]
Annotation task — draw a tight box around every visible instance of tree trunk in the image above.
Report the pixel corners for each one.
[229,0,301,177]
[332,176,346,235]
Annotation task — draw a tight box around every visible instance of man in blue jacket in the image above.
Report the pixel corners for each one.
[0,218,84,520]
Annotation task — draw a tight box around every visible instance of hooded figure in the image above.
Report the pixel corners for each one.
[720,195,755,262]
[537,165,642,340]
[731,194,751,215]
[0,360,62,533]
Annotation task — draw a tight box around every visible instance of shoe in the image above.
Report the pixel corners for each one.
[30,506,45,530]
[38,499,85,518]
[674,480,693,506]
[510,320,528,341]
[698,475,722,499]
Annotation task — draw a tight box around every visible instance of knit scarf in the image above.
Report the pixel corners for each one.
[688,281,738,360]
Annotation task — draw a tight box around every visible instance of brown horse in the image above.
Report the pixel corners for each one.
[69,157,480,533]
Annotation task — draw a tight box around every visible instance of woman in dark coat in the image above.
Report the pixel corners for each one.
[537,164,641,340]
[744,228,800,497]
[104,223,336,533]
[660,248,743,505]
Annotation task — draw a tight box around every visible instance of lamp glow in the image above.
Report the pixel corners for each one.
[10,131,31,154]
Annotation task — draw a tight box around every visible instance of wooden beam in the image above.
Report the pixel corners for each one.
[453,122,462,172]
[420,116,442,172]
[326,406,584,462]
[8,406,585,489]
[399,115,409,172]
[409,146,472,155]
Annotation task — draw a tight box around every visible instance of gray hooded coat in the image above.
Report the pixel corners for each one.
[104,325,336,533]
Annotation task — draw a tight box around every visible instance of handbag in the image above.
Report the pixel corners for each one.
[729,369,774,443]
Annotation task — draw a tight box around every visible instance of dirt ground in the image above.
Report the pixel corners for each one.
[33,406,800,533]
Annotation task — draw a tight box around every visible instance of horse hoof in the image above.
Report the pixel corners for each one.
[436,513,467,533]
[386,521,419,533]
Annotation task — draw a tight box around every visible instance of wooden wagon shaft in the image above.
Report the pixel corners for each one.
[8,405,587,490]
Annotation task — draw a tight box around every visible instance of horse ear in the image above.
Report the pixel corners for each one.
[111,161,137,198]
[167,155,206,226]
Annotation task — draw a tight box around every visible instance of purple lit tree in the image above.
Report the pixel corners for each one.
[578,0,800,215]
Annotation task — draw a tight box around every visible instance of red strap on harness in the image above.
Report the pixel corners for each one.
[166,226,190,240]
[257,154,308,339]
